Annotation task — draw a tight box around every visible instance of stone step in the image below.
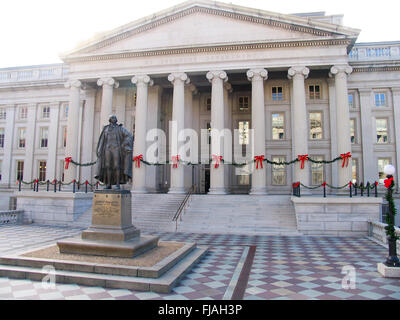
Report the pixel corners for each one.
[0,245,208,293]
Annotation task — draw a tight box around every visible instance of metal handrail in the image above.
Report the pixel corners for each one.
[173,185,195,231]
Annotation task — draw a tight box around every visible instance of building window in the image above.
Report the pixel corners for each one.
[0,128,4,148]
[63,104,69,118]
[378,158,391,184]
[311,156,324,185]
[352,159,358,183]
[376,118,388,143]
[375,93,386,107]
[0,160,2,181]
[19,106,28,119]
[348,93,354,108]
[350,119,355,144]
[206,97,211,111]
[18,128,26,148]
[63,126,67,148]
[38,161,47,182]
[272,113,285,140]
[0,109,6,120]
[40,127,49,148]
[238,121,249,145]
[16,161,24,181]
[133,93,137,106]
[309,85,321,100]
[41,105,50,119]
[238,165,250,185]
[272,156,286,185]
[272,87,283,101]
[238,96,249,111]
[309,112,323,140]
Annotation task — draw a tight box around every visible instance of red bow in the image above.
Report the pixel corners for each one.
[52,179,56,184]
[349,181,353,187]
[133,155,143,168]
[384,177,394,189]
[64,157,72,170]
[298,155,309,169]
[340,152,352,168]
[85,180,89,185]
[254,155,265,169]
[292,182,300,188]
[322,182,327,187]
[212,155,223,169]
[172,155,180,168]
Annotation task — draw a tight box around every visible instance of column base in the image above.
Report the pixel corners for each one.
[249,187,268,195]
[168,187,187,194]
[208,187,228,195]
[131,187,148,194]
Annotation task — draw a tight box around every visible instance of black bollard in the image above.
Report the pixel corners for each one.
[349,182,352,198]
[367,182,370,197]
[46,180,49,192]
[73,180,76,193]
[53,179,57,193]
[85,181,88,193]
[375,181,378,197]
[360,183,364,197]
[18,180,21,192]
[36,180,39,192]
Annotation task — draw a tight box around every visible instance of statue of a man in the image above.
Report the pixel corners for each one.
[95,115,133,189]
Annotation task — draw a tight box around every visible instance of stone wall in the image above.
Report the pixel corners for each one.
[291,197,382,236]
[15,191,93,226]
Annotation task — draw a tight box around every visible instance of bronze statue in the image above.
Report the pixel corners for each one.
[95,115,133,189]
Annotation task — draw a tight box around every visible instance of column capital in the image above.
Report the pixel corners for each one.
[358,88,372,96]
[64,80,82,89]
[224,82,233,93]
[391,87,400,95]
[187,84,198,95]
[329,65,353,77]
[97,77,119,88]
[288,66,309,80]
[168,72,190,85]
[246,69,268,82]
[206,70,228,83]
[131,74,154,87]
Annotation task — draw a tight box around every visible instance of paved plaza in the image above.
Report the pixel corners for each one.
[0,223,398,300]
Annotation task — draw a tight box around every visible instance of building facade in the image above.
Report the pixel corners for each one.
[0,1,399,194]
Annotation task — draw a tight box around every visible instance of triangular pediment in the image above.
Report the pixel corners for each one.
[62,0,360,61]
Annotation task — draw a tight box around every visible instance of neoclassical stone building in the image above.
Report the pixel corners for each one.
[0,0,399,195]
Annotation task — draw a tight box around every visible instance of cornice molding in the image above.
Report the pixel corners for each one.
[64,39,352,63]
[352,66,400,73]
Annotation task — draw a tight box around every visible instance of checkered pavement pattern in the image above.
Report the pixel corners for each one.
[0,224,399,300]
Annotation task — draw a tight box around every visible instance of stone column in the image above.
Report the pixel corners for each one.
[359,88,375,182]
[64,80,82,184]
[2,105,15,187]
[168,73,189,194]
[288,66,310,186]
[131,75,153,193]
[24,104,38,183]
[46,103,60,181]
[207,70,228,194]
[330,65,353,187]
[328,78,338,188]
[391,87,400,189]
[247,69,268,194]
[224,82,233,192]
[80,89,96,183]
[97,77,119,132]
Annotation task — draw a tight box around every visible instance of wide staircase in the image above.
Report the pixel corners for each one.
[177,194,301,236]
[131,194,186,233]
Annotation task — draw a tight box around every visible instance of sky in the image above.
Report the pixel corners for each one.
[1,0,399,68]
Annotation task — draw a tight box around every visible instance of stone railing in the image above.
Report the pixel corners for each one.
[368,220,400,252]
[349,43,400,62]
[0,64,69,84]
[0,210,23,224]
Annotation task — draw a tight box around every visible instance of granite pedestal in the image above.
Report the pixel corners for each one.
[57,190,159,258]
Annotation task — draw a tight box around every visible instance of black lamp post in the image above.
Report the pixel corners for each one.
[383,165,400,267]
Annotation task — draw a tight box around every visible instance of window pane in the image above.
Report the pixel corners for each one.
[348,94,354,108]
[310,112,322,139]
[311,156,324,185]
[17,161,24,181]
[375,93,386,107]
[352,159,357,183]
[237,165,250,185]
[272,87,283,101]
[272,156,286,185]
[378,158,390,183]
[239,121,249,145]
[272,113,284,140]
[18,128,26,148]
[239,96,249,111]
[376,119,388,143]
[39,161,47,182]
[350,119,355,144]
[0,128,4,148]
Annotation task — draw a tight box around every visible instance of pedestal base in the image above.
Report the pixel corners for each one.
[377,262,400,278]
[57,235,159,258]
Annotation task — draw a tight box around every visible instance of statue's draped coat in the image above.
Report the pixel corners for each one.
[95,124,133,185]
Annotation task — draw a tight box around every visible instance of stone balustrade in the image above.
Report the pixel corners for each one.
[0,64,69,84]
[0,210,23,224]
[368,220,400,252]
[349,42,400,62]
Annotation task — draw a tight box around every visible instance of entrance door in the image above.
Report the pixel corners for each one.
[205,165,210,193]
